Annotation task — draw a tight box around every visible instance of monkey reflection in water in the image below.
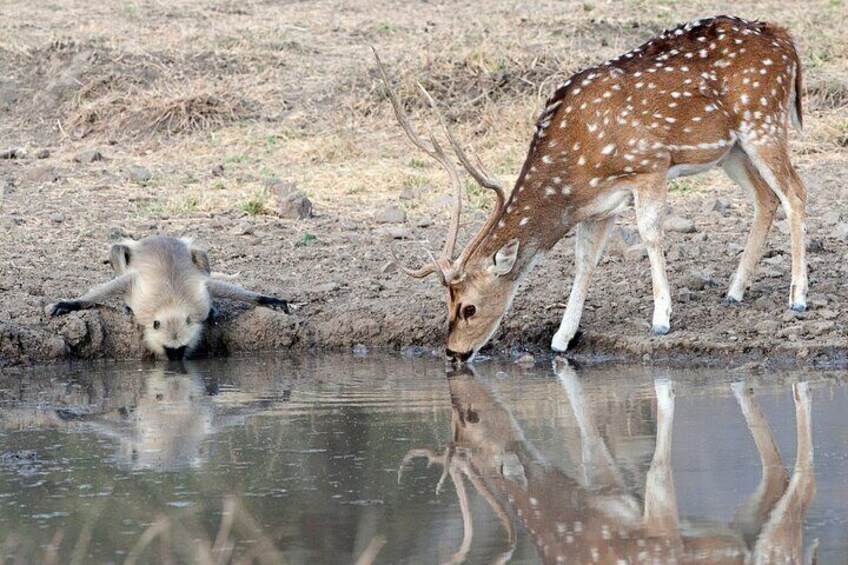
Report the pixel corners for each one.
[400,360,816,564]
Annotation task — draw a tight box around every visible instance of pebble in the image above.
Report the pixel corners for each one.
[211,164,225,177]
[754,320,780,335]
[704,198,734,216]
[375,205,406,224]
[753,297,777,311]
[805,321,835,336]
[230,220,253,235]
[624,244,647,261]
[25,166,59,183]
[677,287,691,303]
[379,226,412,240]
[353,344,369,356]
[820,210,841,226]
[819,309,838,320]
[516,353,535,366]
[312,282,341,294]
[415,217,434,228]
[35,149,50,159]
[832,223,848,240]
[664,215,696,233]
[74,149,103,163]
[381,260,399,274]
[50,212,65,223]
[61,316,89,346]
[806,239,825,253]
[126,165,152,182]
[1,179,14,195]
[273,181,313,219]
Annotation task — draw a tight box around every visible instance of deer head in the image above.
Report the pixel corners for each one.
[374,49,527,362]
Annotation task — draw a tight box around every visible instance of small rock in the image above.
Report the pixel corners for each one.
[35,149,50,159]
[313,282,341,294]
[677,287,691,303]
[777,324,804,340]
[805,320,835,336]
[400,185,423,200]
[415,217,434,228]
[74,149,103,163]
[820,210,841,226]
[1,179,14,195]
[381,260,399,274]
[704,198,734,216]
[211,164,225,177]
[25,166,59,183]
[107,227,132,241]
[782,309,805,323]
[832,223,848,240]
[806,239,825,253]
[48,336,68,358]
[94,172,121,190]
[137,220,158,231]
[379,226,412,240]
[126,165,152,183]
[273,181,313,219]
[0,147,25,159]
[754,320,780,335]
[340,218,359,230]
[681,272,718,291]
[61,316,88,347]
[624,244,647,261]
[608,226,641,256]
[432,194,454,210]
[819,309,838,320]
[50,212,65,223]
[516,353,535,366]
[0,216,22,228]
[353,344,369,356]
[664,215,696,233]
[727,243,744,256]
[231,220,253,235]
[753,297,777,311]
[375,205,406,224]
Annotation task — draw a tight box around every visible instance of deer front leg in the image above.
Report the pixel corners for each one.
[633,179,672,335]
[552,216,616,352]
[48,274,134,316]
[644,379,680,536]
[206,280,290,313]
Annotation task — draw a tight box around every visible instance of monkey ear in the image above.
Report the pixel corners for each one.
[190,247,211,275]
[490,238,519,276]
[109,244,131,275]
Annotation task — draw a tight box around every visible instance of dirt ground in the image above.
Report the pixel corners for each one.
[1,0,846,368]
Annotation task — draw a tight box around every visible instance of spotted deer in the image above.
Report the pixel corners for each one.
[379,15,808,362]
[400,363,817,563]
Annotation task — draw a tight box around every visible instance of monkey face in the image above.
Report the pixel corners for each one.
[143,306,205,360]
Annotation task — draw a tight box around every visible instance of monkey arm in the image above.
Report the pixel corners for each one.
[206,280,290,314]
[49,274,134,316]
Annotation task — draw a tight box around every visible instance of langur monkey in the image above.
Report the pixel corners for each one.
[48,236,290,359]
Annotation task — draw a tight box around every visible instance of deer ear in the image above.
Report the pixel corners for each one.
[490,238,519,276]
[109,244,131,275]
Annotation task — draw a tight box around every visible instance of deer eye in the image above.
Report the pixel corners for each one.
[462,305,477,319]
[153,320,161,330]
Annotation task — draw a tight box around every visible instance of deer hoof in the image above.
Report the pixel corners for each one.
[650,324,670,336]
[723,295,741,305]
[789,302,807,313]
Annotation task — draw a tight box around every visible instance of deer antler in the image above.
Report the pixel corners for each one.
[373,46,507,285]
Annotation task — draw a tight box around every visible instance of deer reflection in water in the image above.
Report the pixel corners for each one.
[401,360,816,564]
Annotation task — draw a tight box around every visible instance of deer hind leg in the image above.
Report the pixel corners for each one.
[632,177,672,335]
[551,216,615,352]
[740,141,808,311]
[751,382,815,564]
[722,147,781,303]
[731,382,789,546]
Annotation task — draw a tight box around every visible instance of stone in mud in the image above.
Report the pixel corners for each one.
[35,149,50,159]
[832,223,848,240]
[50,212,65,223]
[379,226,412,240]
[126,165,152,183]
[415,217,434,228]
[61,316,88,347]
[806,239,825,253]
[704,198,734,216]
[624,244,647,261]
[274,181,313,219]
[375,205,406,224]
[231,220,254,235]
[1,179,14,195]
[664,215,696,233]
[211,164,225,177]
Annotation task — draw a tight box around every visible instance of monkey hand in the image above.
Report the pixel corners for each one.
[48,301,83,316]
[257,296,291,314]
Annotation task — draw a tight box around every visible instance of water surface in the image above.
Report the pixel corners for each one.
[0,354,845,563]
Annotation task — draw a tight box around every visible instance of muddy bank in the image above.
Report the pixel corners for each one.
[2,197,847,370]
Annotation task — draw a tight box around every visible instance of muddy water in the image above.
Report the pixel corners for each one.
[0,355,845,564]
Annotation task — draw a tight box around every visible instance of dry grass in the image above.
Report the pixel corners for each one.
[0,0,845,221]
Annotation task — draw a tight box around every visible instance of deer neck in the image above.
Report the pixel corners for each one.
[469,172,579,278]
